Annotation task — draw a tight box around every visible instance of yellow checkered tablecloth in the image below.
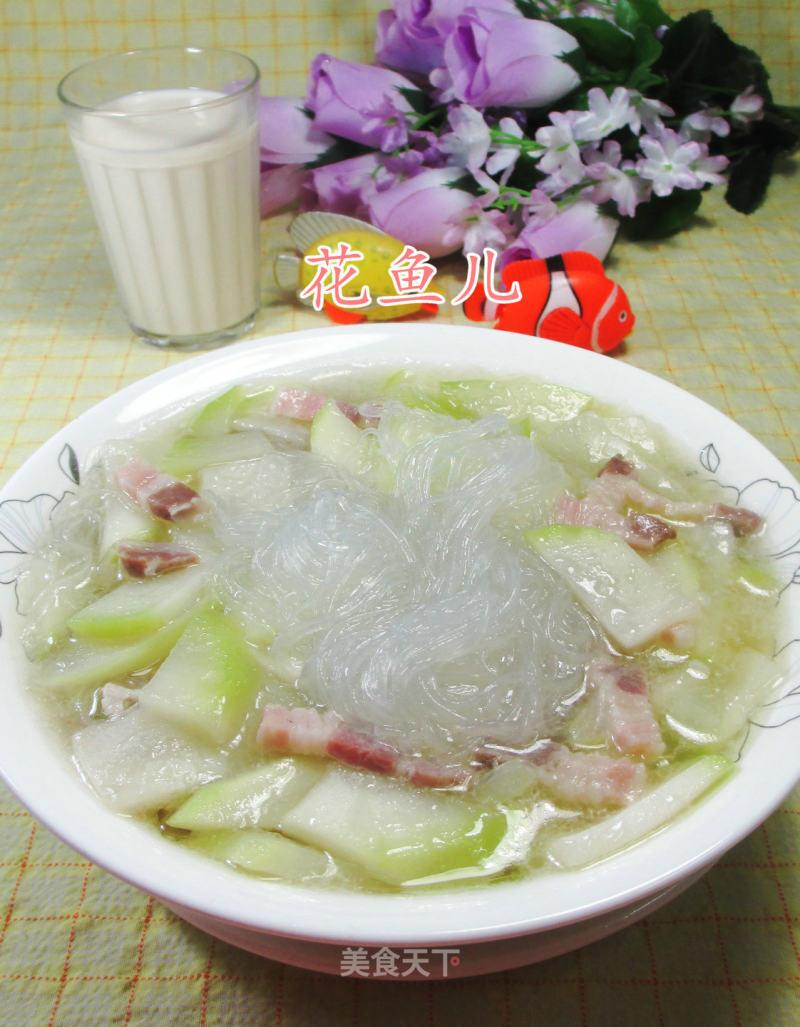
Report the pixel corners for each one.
[1,1,799,1023]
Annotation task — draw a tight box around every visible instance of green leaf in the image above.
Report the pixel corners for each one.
[512,0,547,18]
[554,17,636,72]
[614,0,673,34]
[654,11,772,112]
[396,86,432,115]
[724,146,776,215]
[721,106,800,214]
[304,137,371,170]
[631,23,662,69]
[622,189,703,240]
[626,24,665,92]
[559,48,628,91]
[502,150,545,193]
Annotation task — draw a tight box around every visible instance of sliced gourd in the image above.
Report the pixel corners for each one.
[546,755,732,868]
[309,401,394,492]
[645,539,702,598]
[379,370,464,417]
[72,705,229,814]
[180,828,331,880]
[36,615,191,694]
[233,384,278,422]
[537,409,672,483]
[68,565,208,641]
[733,557,780,598]
[161,431,271,478]
[377,406,461,458]
[279,767,508,886]
[166,758,323,830]
[186,385,248,436]
[650,650,780,746]
[137,605,261,745]
[99,492,157,557]
[439,378,590,426]
[525,525,700,651]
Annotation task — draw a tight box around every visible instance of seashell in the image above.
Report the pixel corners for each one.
[289,211,388,255]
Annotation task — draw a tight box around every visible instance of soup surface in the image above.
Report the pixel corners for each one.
[18,371,781,889]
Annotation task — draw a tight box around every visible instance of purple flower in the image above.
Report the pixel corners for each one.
[303,153,391,220]
[260,164,309,217]
[361,95,411,152]
[375,0,518,77]
[364,167,476,257]
[305,54,416,149]
[500,200,618,266]
[258,96,334,164]
[443,8,580,109]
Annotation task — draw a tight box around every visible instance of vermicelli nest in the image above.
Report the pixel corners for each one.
[217,414,600,758]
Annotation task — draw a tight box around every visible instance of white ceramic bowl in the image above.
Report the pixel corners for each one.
[2,324,800,980]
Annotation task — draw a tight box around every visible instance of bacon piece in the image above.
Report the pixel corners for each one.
[625,511,677,550]
[555,494,675,552]
[600,455,636,477]
[327,724,398,775]
[475,741,644,807]
[585,658,665,759]
[115,455,159,498]
[117,540,199,578]
[257,705,470,789]
[710,503,763,537]
[590,455,762,536]
[115,456,205,521]
[271,387,360,424]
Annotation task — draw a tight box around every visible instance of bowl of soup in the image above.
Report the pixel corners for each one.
[2,323,800,979]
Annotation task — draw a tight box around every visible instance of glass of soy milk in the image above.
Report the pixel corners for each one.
[58,48,262,348]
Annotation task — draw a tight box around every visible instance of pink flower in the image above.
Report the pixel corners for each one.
[443,8,580,109]
[364,167,477,257]
[571,87,635,142]
[584,156,649,218]
[438,105,491,171]
[486,117,524,181]
[626,92,674,135]
[443,201,516,256]
[258,96,334,164]
[637,129,703,196]
[731,86,764,125]
[535,111,586,192]
[305,55,416,149]
[500,200,618,266]
[681,108,731,141]
[690,150,728,186]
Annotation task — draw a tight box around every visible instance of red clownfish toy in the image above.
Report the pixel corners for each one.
[464,251,635,354]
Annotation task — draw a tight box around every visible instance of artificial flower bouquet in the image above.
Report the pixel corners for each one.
[258,0,800,267]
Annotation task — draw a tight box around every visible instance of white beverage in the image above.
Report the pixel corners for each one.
[67,87,260,343]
